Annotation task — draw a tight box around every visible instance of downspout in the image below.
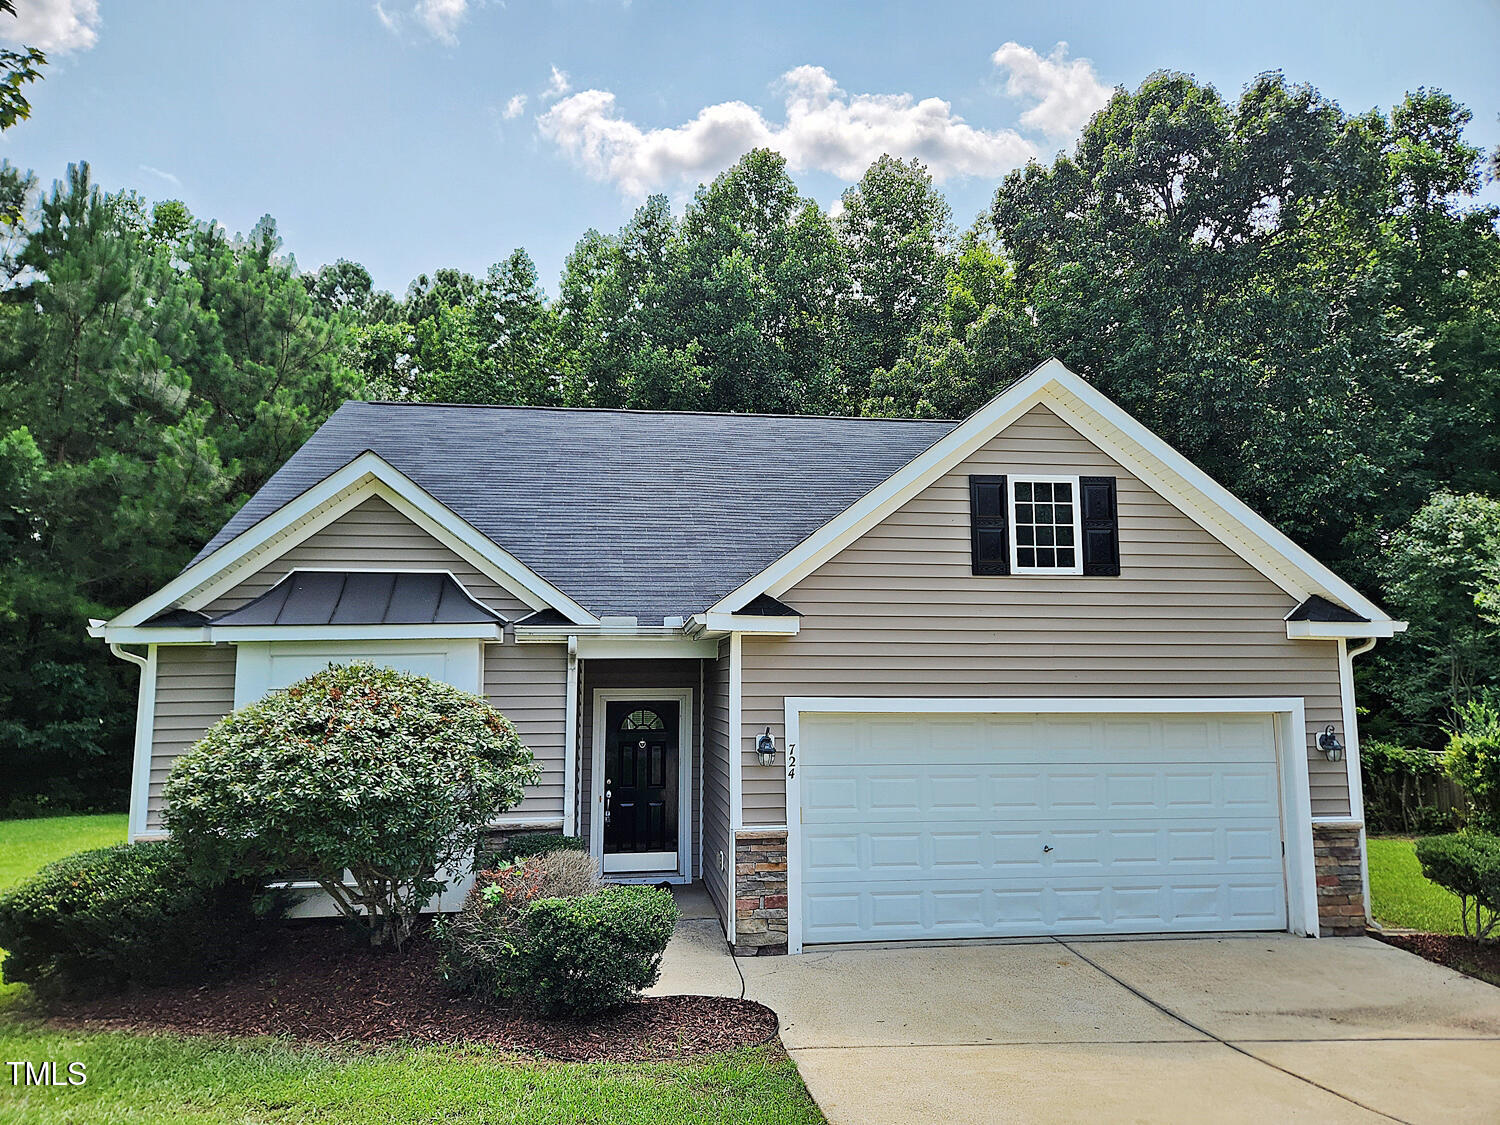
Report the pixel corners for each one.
[1346,636,1378,927]
[109,642,148,669]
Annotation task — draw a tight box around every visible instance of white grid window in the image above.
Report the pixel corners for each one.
[1009,476,1083,574]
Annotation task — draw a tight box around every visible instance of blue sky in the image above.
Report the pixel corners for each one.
[4,0,1497,297]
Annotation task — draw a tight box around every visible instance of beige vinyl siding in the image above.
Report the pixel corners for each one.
[578,660,704,876]
[205,495,531,619]
[741,403,1349,824]
[146,643,237,833]
[485,644,568,821]
[701,642,732,922]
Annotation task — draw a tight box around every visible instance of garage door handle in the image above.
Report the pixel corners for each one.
[1042,845,1053,853]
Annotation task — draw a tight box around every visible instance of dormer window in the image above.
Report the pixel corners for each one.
[970,474,1120,577]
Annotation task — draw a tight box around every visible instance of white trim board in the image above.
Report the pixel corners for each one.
[588,687,694,881]
[708,359,1399,629]
[780,695,1318,954]
[232,639,485,710]
[108,452,598,629]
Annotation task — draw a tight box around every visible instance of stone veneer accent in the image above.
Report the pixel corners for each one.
[734,829,789,955]
[478,824,570,868]
[1313,823,1367,936]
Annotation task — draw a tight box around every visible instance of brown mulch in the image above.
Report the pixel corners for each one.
[1372,930,1500,987]
[44,925,777,1062]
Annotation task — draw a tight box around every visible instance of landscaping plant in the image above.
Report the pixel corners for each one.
[1444,692,1500,832]
[0,840,276,999]
[164,663,539,948]
[438,855,678,1016]
[1360,740,1455,834]
[498,832,589,862]
[1414,832,1500,941]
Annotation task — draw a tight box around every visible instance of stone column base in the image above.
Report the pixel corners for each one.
[1313,822,1367,936]
[734,828,789,955]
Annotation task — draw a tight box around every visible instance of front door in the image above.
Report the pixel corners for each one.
[603,700,680,874]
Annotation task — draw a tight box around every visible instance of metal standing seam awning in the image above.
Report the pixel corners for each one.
[207,570,508,627]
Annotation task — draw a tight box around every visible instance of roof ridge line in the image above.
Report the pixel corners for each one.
[344,401,962,424]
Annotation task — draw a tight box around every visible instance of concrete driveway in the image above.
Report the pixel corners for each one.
[739,935,1500,1125]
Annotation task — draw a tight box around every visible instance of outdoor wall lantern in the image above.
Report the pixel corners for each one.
[755,728,777,767]
[1318,724,1345,762]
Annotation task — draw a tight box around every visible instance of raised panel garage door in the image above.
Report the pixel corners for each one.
[797,711,1288,944]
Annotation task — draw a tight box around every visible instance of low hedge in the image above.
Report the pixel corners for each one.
[0,840,278,1001]
[515,885,679,1017]
[438,857,678,1017]
[1415,832,1500,941]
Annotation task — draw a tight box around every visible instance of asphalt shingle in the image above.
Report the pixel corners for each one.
[192,402,958,624]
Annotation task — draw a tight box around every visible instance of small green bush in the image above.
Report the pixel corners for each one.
[0,841,278,1000]
[1414,832,1500,941]
[515,885,678,1017]
[437,850,600,996]
[503,832,588,861]
[1446,694,1500,832]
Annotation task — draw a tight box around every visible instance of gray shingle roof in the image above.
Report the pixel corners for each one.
[192,402,958,624]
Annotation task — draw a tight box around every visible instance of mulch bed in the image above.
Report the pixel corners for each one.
[44,925,778,1062]
[1372,930,1500,987]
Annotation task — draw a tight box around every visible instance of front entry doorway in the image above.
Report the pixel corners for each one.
[590,689,693,879]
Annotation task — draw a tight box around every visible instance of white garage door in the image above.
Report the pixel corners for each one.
[798,711,1288,944]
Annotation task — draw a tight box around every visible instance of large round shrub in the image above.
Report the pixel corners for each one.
[0,841,276,1001]
[164,662,539,948]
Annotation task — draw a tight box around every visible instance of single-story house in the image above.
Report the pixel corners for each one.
[92,358,1405,953]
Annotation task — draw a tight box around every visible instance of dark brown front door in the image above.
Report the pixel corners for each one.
[604,701,680,860]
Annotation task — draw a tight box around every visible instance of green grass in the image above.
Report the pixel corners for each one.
[0,816,823,1124]
[0,815,127,891]
[0,1028,820,1124]
[1368,835,1467,934]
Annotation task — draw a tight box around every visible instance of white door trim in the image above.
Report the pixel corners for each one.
[782,695,1317,954]
[589,687,694,882]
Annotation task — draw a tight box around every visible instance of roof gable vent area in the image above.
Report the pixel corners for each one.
[208,571,506,628]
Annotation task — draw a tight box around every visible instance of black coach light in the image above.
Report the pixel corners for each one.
[755,728,777,767]
[1318,725,1345,762]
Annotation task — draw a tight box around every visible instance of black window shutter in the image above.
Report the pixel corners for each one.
[1080,476,1120,576]
[970,475,1009,575]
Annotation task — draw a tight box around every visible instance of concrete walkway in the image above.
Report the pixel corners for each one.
[739,934,1500,1125]
[644,884,742,999]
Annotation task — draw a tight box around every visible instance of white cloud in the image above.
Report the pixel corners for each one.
[2,0,100,53]
[415,0,467,45]
[545,65,571,99]
[991,41,1111,138]
[373,0,469,45]
[139,164,181,189]
[538,64,1038,197]
[503,93,527,119]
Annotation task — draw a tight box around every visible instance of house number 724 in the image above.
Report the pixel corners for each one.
[787,744,796,778]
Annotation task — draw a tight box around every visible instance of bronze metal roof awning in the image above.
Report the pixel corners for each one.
[209,571,507,628]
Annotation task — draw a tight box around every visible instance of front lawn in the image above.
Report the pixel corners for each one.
[0,1027,817,1125]
[0,815,126,892]
[0,817,823,1124]
[1367,835,1466,934]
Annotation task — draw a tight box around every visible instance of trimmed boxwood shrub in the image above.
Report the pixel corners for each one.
[1415,832,1500,941]
[438,858,678,1017]
[0,841,278,1001]
[515,885,678,1016]
[437,850,600,995]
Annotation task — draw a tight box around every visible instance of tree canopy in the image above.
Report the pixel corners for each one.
[2,67,1498,809]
